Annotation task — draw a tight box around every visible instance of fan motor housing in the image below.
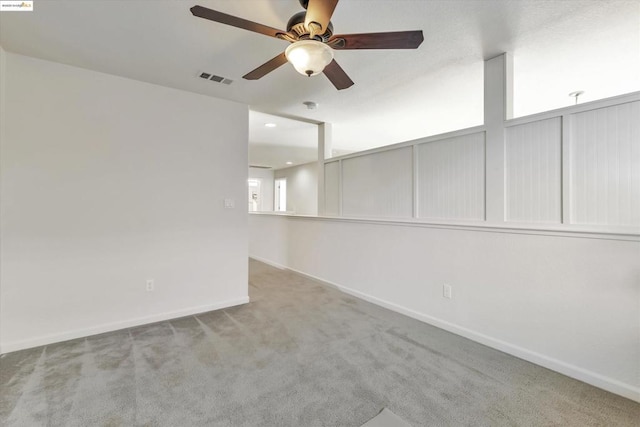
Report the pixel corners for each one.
[287,10,333,41]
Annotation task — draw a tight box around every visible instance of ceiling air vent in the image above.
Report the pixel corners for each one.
[250,165,272,169]
[199,71,233,85]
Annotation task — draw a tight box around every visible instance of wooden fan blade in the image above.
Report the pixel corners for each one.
[190,5,285,38]
[323,60,354,90]
[330,30,424,49]
[305,0,339,34]
[243,52,288,80]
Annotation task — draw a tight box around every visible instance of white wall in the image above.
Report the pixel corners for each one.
[417,132,485,220]
[274,162,318,215]
[249,59,640,401]
[249,144,317,171]
[248,167,274,212]
[0,52,249,353]
[342,147,413,219]
[249,214,640,402]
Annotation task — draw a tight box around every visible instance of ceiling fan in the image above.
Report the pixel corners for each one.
[190,0,424,90]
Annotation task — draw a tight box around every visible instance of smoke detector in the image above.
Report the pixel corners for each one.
[303,101,318,110]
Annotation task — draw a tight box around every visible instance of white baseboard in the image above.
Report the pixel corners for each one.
[0,296,250,354]
[249,255,287,270]
[281,265,640,403]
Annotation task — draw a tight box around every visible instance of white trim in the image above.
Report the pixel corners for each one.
[281,265,640,403]
[505,92,640,128]
[249,255,287,270]
[316,92,640,236]
[249,212,639,242]
[412,144,419,218]
[325,125,486,164]
[0,296,250,354]
[338,159,343,216]
[561,114,571,225]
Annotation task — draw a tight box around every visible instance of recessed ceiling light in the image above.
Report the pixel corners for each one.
[286,161,293,165]
[265,123,277,128]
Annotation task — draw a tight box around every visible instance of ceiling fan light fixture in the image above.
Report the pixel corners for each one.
[285,40,334,77]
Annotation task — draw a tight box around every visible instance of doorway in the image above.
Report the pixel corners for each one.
[248,179,262,212]
[275,178,287,212]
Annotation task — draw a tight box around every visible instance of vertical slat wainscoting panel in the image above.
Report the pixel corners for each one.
[324,161,341,216]
[569,101,640,227]
[417,132,485,220]
[342,147,413,218]
[505,118,562,223]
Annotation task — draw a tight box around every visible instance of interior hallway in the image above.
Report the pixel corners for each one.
[1,259,638,426]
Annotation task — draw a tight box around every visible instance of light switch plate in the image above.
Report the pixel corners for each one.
[224,198,235,209]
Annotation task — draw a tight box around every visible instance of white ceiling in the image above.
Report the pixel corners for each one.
[1,0,639,168]
[249,111,318,169]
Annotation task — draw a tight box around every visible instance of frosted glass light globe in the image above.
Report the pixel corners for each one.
[285,40,334,77]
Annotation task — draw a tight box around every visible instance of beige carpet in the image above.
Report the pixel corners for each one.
[361,408,412,427]
[1,259,639,426]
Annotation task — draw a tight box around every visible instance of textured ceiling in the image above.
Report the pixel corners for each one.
[1,0,639,168]
[249,111,318,169]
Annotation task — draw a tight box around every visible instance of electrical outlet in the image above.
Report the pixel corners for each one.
[443,284,452,299]
[146,279,154,292]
